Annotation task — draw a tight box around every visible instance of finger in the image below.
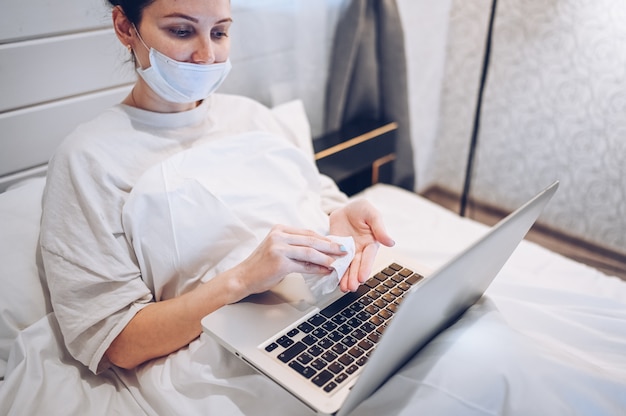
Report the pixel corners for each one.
[286,245,340,270]
[292,261,334,276]
[366,214,396,247]
[341,251,362,292]
[339,265,352,293]
[357,242,379,283]
[280,227,347,255]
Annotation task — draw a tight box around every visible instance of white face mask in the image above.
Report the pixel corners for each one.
[133,26,231,104]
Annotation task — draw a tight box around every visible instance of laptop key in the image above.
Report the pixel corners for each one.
[297,353,313,365]
[346,364,359,374]
[332,343,348,354]
[320,285,368,318]
[278,341,306,363]
[338,354,354,366]
[341,336,357,347]
[358,339,374,351]
[324,382,338,393]
[341,308,356,318]
[374,272,387,282]
[364,277,379,288]
[391,273,405,283]
[406,273,424,285]
[312,370,334,387]
[276,336,294,348]
[307,345,324,357]
[382,293,396,303]
[389,263,402,271]
[367,332,381,343]
[302,334,317,346]
[399,268,414,277]
[312,328,328,339]
[378,309,392,320]
[265,342,278,353]
[348,346,364,358]
[370,315,384,326]
[318,338,334,349]
[322,321,337,332]
[311,358,326,371]
[361,322,376,333]
[346,318,362,329]
[352,329,367,340]
[328,361,344,374]
[337,324,352,335]
[308,314,326,326]
[358,296,373,306]
[328,331,343,342]
[297,322,314,333]
[335,373,348,384]
[289,361,316,379]
[356,311,371,321]
[321,351,338,363]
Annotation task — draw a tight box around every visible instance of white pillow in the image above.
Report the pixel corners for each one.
[0,176,50,377]
[271,99,315,160]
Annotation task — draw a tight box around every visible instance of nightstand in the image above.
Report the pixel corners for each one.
[313,119,398,196]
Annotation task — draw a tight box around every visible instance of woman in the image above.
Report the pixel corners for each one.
[39,0,393,397]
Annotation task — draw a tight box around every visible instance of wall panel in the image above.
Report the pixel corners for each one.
[0,30,135,112]
[0,86,131,178]
[0,0,110,43]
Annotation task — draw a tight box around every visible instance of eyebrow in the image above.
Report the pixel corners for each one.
[163,13,233,25]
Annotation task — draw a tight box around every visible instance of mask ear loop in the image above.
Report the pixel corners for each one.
[130,23,151,69]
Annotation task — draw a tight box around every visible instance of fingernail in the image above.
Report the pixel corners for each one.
[339,244,348,252]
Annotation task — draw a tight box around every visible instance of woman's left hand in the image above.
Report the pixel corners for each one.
[329,199,395,292]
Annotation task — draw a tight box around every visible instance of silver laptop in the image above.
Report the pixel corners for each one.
[201,181,559,415]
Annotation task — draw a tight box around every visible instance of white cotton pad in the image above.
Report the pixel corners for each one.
[303,235,355,300]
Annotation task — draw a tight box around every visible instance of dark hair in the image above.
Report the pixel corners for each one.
[107,0,157,26]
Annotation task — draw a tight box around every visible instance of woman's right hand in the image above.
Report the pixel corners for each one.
[231,225,347,300]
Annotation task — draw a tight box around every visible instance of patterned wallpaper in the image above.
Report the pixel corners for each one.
[427,0,626,254]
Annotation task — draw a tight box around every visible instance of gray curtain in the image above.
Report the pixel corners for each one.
[325,0,414,190]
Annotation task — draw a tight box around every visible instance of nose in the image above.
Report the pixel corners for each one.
[191,37,215,64]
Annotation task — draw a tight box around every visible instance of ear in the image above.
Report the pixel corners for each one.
[112,6,134,49]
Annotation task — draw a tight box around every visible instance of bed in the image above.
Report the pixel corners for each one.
[1,1,626,414]
[1,99,626,415]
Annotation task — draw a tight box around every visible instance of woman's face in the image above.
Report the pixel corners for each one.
[133,0,232,67]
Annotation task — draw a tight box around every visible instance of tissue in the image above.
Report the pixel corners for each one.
[303,235,355,300]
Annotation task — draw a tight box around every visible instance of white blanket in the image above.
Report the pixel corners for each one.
[2,183,626,415]
[122,131,348,301]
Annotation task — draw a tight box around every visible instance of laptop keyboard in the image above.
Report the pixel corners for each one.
[263,262,424,394]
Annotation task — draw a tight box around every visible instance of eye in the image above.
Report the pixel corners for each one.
[212,24,230,40]
[211,30,229,40]
[169,26,194,38]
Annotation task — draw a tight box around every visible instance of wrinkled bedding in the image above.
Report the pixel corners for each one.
[1,182,625,415]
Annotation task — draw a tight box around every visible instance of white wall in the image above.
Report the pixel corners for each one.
[396,0,453,195]
[413,0,626,254]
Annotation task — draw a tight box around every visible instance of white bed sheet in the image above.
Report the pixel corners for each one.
[1,182,625,415]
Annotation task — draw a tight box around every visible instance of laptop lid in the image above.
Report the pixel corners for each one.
[202,181,559,415]
[337,180,558,415]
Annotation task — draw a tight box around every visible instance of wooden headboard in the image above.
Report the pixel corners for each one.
[0,0,349,191]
